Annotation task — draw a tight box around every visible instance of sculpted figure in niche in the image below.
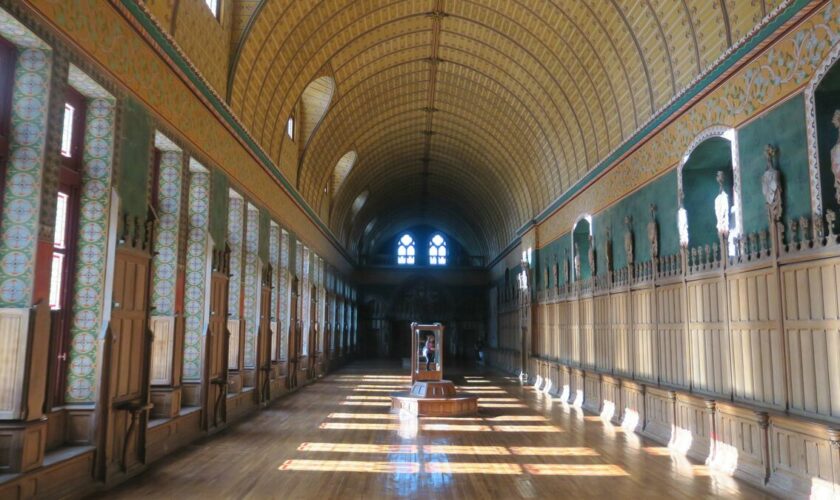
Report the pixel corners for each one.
[648,204,658,259]
[544,267,549,289]
[605,228,612,272]
[714,171,730,236]
[624,215,634,265]
[587,235,595,277]
[762,144,783,222]
[552,258,559,288]
[573,244,581,280]
[563,250,569,285]
[832,111,840,204]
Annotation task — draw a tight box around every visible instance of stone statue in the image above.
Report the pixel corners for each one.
[677,189,689,248]
[714,171,730,236]
[563,250,569,284]
[587,235,595,276]
[762,144,783,222]
[552,257,559,288]
[573,244,581,280]
[544,267,549,289]
[832,111,840,205]
[624,215,634,265]
[605,228,612,273]
[648,204,659,259]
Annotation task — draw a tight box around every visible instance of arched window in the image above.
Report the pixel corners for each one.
[397,234,415,265]
[287,115,294,139]
[429,233,447,265]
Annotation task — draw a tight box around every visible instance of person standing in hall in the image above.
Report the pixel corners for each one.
[423,334,436,371]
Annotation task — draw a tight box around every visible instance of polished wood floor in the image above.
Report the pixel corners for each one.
[102,360,770,499]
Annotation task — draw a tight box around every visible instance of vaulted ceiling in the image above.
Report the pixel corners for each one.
[228,0,785,259]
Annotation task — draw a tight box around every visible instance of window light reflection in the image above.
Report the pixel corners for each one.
[327,413,398,420]
[279,459,419,473]
[523,464,628,476]
[297,443,417,454]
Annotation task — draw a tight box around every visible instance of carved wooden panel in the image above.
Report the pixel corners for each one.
[593,295,611,373]
[686,277,731,397]
[619,381,644,432]
[227,319,240,370]
[768,418,836,497]
[0,308,29,419]
[570,299,581,366]
[631,288,656,383]
[104,246,152,475]
[547,302,558,360]
[728,268,785,409]
[712,404,765,483]
[643,387,673,444]
[674,395,711,462]
[149,316,175,385]
[557,301,572,364]
[781,258,840,421]
[580,297,594,369]
[582,371,600,413]
[657,284,687,388]
[610,292,632,377]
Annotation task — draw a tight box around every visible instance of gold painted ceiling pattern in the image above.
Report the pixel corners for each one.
[229,0,785,257]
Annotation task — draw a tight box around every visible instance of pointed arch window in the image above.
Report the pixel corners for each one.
[429,233,447,265]
[397,234,415,265]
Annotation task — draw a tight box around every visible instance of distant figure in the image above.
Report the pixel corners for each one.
[423,335,436,371]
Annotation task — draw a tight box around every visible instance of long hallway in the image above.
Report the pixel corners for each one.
[103,361,767,499]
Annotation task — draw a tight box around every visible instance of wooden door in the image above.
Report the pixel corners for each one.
[287,277,299,389]
[203,246,229,430]
[257,266,272,403]
[97,221,154,482]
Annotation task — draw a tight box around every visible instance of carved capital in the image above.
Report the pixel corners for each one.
[754,411,769,430]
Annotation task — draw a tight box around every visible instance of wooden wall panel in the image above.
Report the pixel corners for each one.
[687,278,731,397]
[593,295,611,372]
[631,288,656,383]
[657,284,687,388]
[782,259,840,422]
[149,316,175,386]
[570,300,581,366]
[610,292,632,377]
[0,309,29,419]
[728,268,785,409]
[580,298,595,369]
[558,301,572,364]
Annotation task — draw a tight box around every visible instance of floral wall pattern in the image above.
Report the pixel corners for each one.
[268,223,279,360]
[243,206,259,368]
[0,47,51,308]
[66,96,116,403]
[183,167,210,381]
[227,195,244,320]
[151,150,183,316]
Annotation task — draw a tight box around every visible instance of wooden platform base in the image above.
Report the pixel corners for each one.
[390,380,478,416]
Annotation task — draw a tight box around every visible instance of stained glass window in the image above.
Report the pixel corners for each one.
[397,234,415,265]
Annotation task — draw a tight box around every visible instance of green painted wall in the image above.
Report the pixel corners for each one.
[739,95,811,233]
[209,169,229,250]
[592,170,679,273]
[117,97,151,218]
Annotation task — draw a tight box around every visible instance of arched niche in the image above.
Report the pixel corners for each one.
[572,215,593,281]
[332,150,357,197]
[299,76,335,147]
[677,127,742,253]
[805,41,840,216]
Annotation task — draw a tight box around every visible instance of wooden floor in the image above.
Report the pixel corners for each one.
[102,361,770,499]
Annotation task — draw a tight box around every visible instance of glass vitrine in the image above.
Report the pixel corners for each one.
[411,322,443,383]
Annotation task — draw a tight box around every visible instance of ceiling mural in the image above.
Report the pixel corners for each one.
[228,0,787,257]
